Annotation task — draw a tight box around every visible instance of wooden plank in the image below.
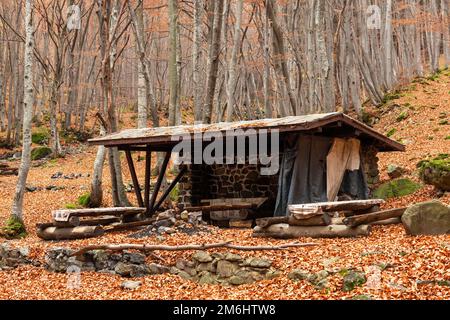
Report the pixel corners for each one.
[229,220,254,228]
[153,166,187,213]
[185,203,257,212]
[52,207,145,220]
[256,214,331,228]
[144,146,151,212]
[253,224,371,239]
[149,152,171,214]
[125,149,144,207]
[289,199,384,214]
[290,206,323,220]
[201,197,267,208]
[343,207,407,227]
[37,226,104,240]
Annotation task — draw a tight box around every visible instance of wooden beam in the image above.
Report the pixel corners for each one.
[144,146,151,213]
[118,145,174,152]
[148,152,171,214]
[153,166,187,212]
[343,207,407,227]
[125,149,144,207]
[52,207,146,219]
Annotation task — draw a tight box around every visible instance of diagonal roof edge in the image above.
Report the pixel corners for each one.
[88,112,405,152]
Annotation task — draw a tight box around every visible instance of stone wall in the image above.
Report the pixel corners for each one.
[0,243,34,270]
[178,163,279,214]
[361,145,380,188]
[178,141,381,209]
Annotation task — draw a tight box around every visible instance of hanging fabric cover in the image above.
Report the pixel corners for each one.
[274,135,333,216]
[326,138,361,201]
[274,136,369,217]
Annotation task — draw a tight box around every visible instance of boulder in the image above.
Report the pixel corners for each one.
[418,155,450,191]
[342,270,366,292]
[121,280,142,290]
[387,164,405,179]
[401,200,450,235]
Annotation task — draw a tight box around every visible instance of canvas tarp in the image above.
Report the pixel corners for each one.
[326,138,361,201]
[274,135,368,217]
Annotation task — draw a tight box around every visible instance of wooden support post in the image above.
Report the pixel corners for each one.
[144,146,151,213]
[149,151,171,214]
[153,166,187,212]
[125,149,144,207]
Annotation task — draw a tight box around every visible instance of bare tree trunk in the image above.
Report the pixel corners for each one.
[203,0,225,124]
[193,0,203,122]
[443,0,450,68]
[11,0,34,223]
[225,0,243,121]
[136,1,147,129]
[168,0,178,126]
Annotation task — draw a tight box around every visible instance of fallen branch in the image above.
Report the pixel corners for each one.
[70,241,317,257]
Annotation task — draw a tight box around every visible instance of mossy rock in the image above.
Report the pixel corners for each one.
[342,270,366,292]
[31,146,52,160]
[373,178,421,199]
[31,127,50,145]
[417,155,450,191]
[1,215,27,239]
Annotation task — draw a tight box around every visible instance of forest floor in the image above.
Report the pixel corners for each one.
[0,71,448,300]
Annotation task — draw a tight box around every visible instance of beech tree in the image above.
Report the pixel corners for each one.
[9,0,34,236]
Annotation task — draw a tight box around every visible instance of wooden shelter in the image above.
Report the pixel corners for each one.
[89,112,404,219]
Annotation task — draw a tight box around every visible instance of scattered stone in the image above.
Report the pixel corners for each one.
[387,164,405,179]
[121,280,142,290]
[25,186,39,192]
[401,200,450,235]
[224,253,242,262]
[288,269,310,281]
[148,263,170,275]
[243,257,272,268]
[180,210,189,221]
[46,185,65,191]
[342,270,366,292]
[122,251,146,264]
[388,282,408,291]
[51,172,63,179]
[192,251,213,263]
